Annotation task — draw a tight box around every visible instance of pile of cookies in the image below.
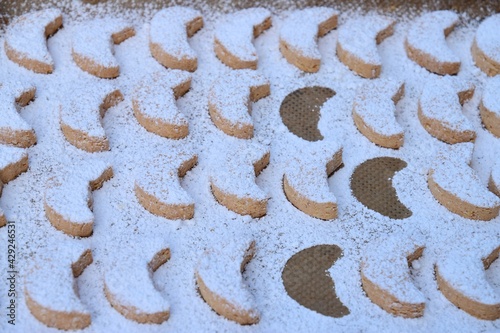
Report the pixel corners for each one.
[0,2,499,332]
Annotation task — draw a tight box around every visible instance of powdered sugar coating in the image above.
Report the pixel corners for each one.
[149,7,202,69]
[406,11,460,73]
[361,235,426,305]
[430,161,500,209]
[214,8,271,63]
[196,238,258,319]
[72,18,134,77]
[4,8,62,73]
[474,14,500,72]
[0,146,27,173]
[482,76,500,118]
[280,7,338,60]
[353,79,404,139]
[337,15,394,68]
[209,70,269,138]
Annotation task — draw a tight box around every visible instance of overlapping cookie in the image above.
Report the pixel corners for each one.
[196,238,259,325]
[472,14,500,76]
[4,8,63,74]
[149,7,203,71]
[480,77,500,138]
[214,8,271,69]
[208,70,270,139]
[279,7,338,73]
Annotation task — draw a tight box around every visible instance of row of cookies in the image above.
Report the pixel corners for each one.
[4,8,500,78]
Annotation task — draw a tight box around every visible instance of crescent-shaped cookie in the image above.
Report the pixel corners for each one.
[405,11,460,75]
[44,160,113,237]
[149,7,203,71]
[279,7,338,73]
[214,8,272,69]
[196,238,259,325]
[353,79,405,148]
[72,18,135,78]
[337,15,395,78]
[104,240,171,324]
[4,9,62,74]
[208,70,270,139]
[472,14,500,76]
[480,76,500,138]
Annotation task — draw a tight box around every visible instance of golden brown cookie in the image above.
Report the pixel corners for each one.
[471,14,500,76]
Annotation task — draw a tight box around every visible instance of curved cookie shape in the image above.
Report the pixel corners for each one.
[60,83,123,152]
[104,240,171,324]
[283,136,343,220]
[279,8,338,73]
[208,70,270,139]
[0,80,36,148]
[405,11,460,75]
[210,142,269,217]
[435,243,500,320]
[133,70,191,139]
[472,14,500,76]
[282,244,350,318]
[72,18,135,78]
[418,78,475,144]
[279,86,335,142]
[361,237,426,318]
[480,77,500,138]
[135,151,197,220]
[428,161,500,220]
[4,9,62,74]
[25,244,93,330]
[150,7,203,71]
[196,238,259,325]
[214,8,272,69]
[489,162,500,197]
[353,79,405,148]
[0,146,29,227]
[44,160,113,236]
[337,16,395,78]
[350,157,412,219]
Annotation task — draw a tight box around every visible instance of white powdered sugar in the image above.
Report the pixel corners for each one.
[474,14,500,64]
[0,79,35,133]
[337,15,394,66]
[353,78,404,137]
[0,3,499,333]
[149,7,201,61]
[280,7,338,59]
[214,8,271,62]
[406,10,460,65]
[0,145,27,171]
[4,8,61,68]
[482,76,500,116]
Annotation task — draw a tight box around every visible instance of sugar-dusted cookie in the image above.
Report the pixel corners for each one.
[361,236,426,318]
[60,82,123,152]
[405,11,461,75]
[149,7,203,72]
[418,78,475,144]
[214,8,272,69]
[428,160,500,221]
[0,146,29,227]
[104,239,171,324]
[337,15,394,78]
[472,14,500,76]
[480,76,500,138]
[435,241,500,320]
[208,70,270,139]
[25,242,93,330]
[283,135,343,220]
[209,141,269,217]
[196,238,259,325]
[72,18,135,78]
[44,159,113,237]
[132,70,191,139]
[135,151,197,220]
[489,162,500,197]
[279,7,338,73]
[353,79,405,148]
[4,9,62,74]
[0,80,36,148]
